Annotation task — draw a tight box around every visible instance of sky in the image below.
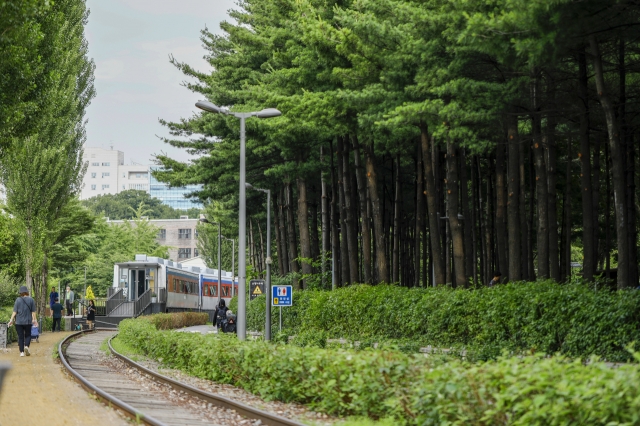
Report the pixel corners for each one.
[84,0,237,164]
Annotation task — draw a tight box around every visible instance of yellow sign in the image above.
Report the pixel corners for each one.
[253,286,262,295]
[273,298,278,305]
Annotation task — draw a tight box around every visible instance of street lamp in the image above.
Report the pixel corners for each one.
[222,236,236,298]
[246,182,272,341]
[200,218,222,303]
[196,100,281,340]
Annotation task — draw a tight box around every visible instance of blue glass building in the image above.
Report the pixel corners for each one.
[149,167,203,210]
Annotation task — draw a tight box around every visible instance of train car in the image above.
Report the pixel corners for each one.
[112,254,238,315]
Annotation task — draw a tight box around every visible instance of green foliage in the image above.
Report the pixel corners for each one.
[0,270,20,307]
[119,318,640,424]
[144,312,208,330]
[81,190,201,220]
[246,281,640,361]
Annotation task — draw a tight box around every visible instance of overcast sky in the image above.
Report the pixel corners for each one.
[84,0,237,164]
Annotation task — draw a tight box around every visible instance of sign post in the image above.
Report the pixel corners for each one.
[272,285,292,333]
[249,279,265,301]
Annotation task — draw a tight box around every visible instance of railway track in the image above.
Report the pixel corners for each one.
[59,329,303,426]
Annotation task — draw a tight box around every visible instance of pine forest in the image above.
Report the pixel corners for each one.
[155,0,640,290]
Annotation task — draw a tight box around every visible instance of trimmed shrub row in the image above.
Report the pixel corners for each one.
[118,318,640,424]
[144,312,208,330]
[244,281,640,361]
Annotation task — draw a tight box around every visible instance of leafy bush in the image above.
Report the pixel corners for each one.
[118,318,640,424]
[246,281,640,361]
[0,271,20,307]
[145,312,208,330]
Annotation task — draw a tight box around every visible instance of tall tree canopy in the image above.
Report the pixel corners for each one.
[156,0,640,290]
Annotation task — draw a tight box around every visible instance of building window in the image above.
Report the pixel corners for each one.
[178,229,192,239]
[102,184,109,190]
[102,172,110,177]
[91,185,96,190]
[128,184,148,190]
[178,248,191,259]
[91,154,96,158]
[158,229,166,240]
[194,248,199,257]
[102,162,110,166]
[91,173,96,178]
[122,185,125,190]
[91,162,99,166]
[136,173,141,178]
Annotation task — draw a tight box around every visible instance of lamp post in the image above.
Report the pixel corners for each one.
[246,182,272,341]
[200,218,222,302]
[222,236,236,297]
[196,100,281,340]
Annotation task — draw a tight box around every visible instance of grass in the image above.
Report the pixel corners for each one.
[110,336,145,362]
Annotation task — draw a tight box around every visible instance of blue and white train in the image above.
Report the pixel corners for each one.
[112,254,238,312]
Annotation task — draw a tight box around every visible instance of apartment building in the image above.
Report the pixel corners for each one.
[106,216,200,262]
[80,147,202,210]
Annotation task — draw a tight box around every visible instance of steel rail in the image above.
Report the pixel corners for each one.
[107,333,303,426]
[58,329,165,426]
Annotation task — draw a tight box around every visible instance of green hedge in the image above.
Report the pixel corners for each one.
[118,318,640,424]
[143,312,208,330]
[245,282,640,361]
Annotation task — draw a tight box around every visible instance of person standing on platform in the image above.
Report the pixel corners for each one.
[7,286,37,357]
[65,286,74,317]
[50,298,63,332]
[49,286,58,310]
[86,299,96,330]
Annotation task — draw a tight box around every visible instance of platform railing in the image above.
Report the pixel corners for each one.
[106,288,125,316]
[134,289,152,317]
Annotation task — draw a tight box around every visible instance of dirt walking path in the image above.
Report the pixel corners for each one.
[0,330,128,426]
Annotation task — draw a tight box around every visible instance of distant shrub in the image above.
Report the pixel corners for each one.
[0,271,20,307]
[246,281,640,361]
[145,312,208,330]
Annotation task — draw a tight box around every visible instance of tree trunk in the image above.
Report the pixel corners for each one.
[459,149,473,283]
[274,191,285,275]
[257,220,266,278]
[546,78,560,281]
[277,188,289,275]
[446,138,466,287]
[528,142,536,279]
[578,48,595,281]
[329,139,341,287]
[507,114,522,281]
[415,143,425,286]
[352,135,372,284]
[365,142,390,283]
[589,35,629,289]
[336,136,350,285]
[285,181,300,288]
[392,154,401,283]
[495,141,508,277]
[297,177,313,281]
[471,155,480,286]
[519,128,530,280]
[321,146,330,288]
[341,136,359,284]
[561,138,573,281]
[532,70,549,278]
[419,123,446,285]
[309,184,320,267]
[592,137,601,270]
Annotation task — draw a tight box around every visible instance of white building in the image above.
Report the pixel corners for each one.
[81,147,126,199]
[80,146,202,210]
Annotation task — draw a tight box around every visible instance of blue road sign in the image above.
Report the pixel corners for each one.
[272,285,292,306]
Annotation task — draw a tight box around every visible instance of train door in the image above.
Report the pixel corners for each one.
[128,269,146,301]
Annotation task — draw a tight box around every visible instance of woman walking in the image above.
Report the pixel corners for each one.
[86,299,96,330]
[7,286,38,357]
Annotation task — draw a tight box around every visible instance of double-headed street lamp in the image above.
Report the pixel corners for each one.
[199,217,222,303]
[246,182,272,341]
[195,100,281,340]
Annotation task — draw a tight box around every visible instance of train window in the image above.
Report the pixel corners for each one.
[204,286,209,296]
[222,285,229,297]
[179,280,183,292]
[211,285,217,297]
[173,278,177,292]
